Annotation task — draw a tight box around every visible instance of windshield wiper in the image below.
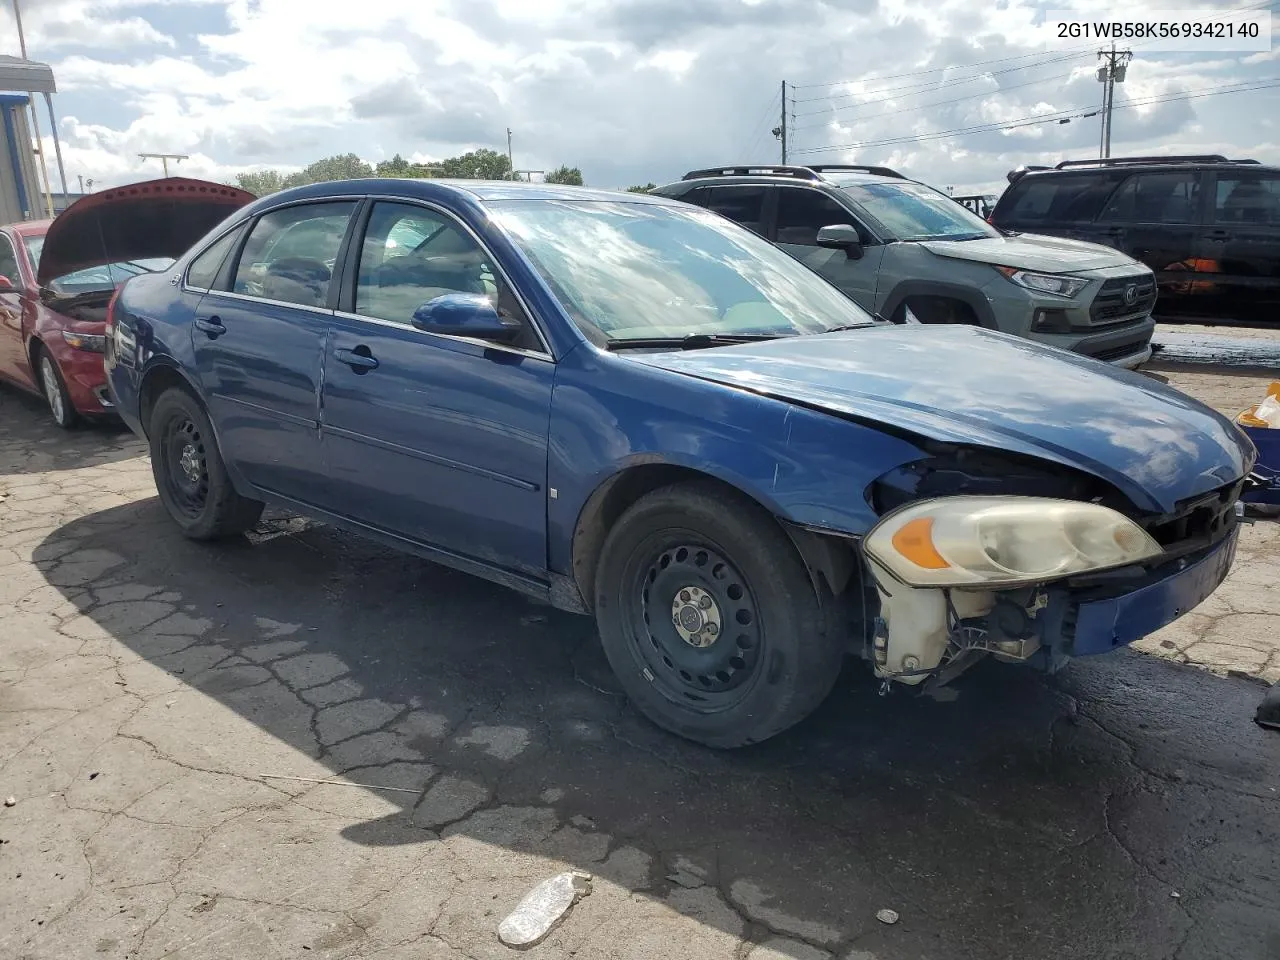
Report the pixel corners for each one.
[606,332,785,350]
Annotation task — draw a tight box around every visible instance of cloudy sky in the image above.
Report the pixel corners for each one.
[4,0,1278,196]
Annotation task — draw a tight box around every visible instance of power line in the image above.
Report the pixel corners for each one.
[791,77,1280,155]
[791,58,1095,132]
[791,51,1092,107]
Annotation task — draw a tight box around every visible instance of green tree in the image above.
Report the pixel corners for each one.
[626,182,657,193]
[234,168,285,197]
[544,165,584,186]
[375,153,439,178]
[435,148,511,180]
[288,152,374,186]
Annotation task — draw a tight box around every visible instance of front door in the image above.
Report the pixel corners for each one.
[318,200,554,576]
[771,185,884,313]
[1196,171,1280,325]
[190,200,357,501]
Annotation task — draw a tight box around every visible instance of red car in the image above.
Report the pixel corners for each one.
[0,178,255,427]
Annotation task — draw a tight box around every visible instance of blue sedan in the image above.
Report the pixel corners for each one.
[104,179,1254,747]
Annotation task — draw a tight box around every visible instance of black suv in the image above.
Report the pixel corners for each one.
[990,155,1280,326]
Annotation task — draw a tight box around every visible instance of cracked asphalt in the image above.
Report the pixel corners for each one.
[2,371,1279,960]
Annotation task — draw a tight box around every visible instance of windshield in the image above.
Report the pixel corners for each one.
[22,235,171,293]
[489,199,875,343]
[833,180,998,241]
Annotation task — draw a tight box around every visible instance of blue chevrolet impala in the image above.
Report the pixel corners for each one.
[103,179,1254,747]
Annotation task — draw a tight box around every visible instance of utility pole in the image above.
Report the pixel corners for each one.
[506,127,515,181]
[138,152,188,177]
[771,81,788,163]
[1096,44,1132,159]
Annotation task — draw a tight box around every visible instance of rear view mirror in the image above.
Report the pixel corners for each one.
[411,292,520,343]
[816,224,864,260]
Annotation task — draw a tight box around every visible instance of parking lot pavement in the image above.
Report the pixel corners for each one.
[2,381,1279,960]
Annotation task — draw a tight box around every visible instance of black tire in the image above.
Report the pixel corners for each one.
[35,346,78,429]
[148,387,263,540]
[594,480,843,748]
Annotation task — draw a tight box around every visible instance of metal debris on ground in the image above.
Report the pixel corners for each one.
[497,871,592,948]
[876,908,900,925]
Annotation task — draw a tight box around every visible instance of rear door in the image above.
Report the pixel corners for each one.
[0,232,28,388]
[1093,170,1207,319]
[992,173,1124,244]
[1197,170,1280,325]
[681,184,772,238]
[190,200,358,502]
[771,185,883,312]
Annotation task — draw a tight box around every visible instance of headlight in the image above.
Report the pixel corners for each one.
[864,496,1162,588]
[61,330,106,352]
[996,266,1088,299]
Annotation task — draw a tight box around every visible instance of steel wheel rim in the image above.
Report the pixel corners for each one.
[41,356,64,422]
[624,539,764,712]
[161,414,210,518]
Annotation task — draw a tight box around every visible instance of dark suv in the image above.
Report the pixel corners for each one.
[990,155,1280,326]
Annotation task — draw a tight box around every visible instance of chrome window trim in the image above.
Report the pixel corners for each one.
[331,308,554,362]
[193,288,337,319]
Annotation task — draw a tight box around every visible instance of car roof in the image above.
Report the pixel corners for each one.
[2,219,51,235]
[1011,156,1280,183]
[258,178,684,207]
[670,164,920,191]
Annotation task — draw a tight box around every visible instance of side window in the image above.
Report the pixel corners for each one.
[1004,176,1121,223]
[1214,175,1280,225]
[0,234,19,287]
[186,226,244,291]
[775,188,856,245]
[355,201,536,347]
[678,187,709,207]
[702,186,767,235]
[1100,173,1201,224]
[231,201,356,308]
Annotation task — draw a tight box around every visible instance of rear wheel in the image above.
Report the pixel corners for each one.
[149,388,263,540]
[36,348,77,429]
[594,481,843,748]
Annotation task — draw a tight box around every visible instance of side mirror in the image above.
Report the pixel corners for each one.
[410,292,520,343]
[816,224,864,260]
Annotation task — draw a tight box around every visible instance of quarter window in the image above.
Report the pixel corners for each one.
[1099,173,1201,224]
[186,227,244,290]
[232,202,356,308]
[775,188,857,245]
[1213,175,1280,225]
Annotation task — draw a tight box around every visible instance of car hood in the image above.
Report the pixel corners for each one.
[917,232,1139,273]
[630,326,1252,514]
[37,177,257,286]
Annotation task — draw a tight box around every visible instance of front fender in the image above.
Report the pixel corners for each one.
[546,348,927,574]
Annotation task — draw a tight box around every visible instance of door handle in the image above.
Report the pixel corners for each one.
[194,316,226,338]
[334,346,379,372]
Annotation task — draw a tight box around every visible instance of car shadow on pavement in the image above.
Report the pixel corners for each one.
[0,388,142,476]
[33,498,1280,960]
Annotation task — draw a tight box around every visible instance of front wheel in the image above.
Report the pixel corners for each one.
[148,388,263,540]
[594,481,844,748]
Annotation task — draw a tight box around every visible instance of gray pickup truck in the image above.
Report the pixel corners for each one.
[652,165,1157,368]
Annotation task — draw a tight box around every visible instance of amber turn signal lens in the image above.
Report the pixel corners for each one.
[889,517,951,570]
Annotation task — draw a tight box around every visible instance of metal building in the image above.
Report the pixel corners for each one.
[0,55,69,223]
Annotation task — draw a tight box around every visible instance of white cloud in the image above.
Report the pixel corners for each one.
[11,0,1277,195]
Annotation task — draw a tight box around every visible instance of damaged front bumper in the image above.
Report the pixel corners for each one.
[867,525,1240,688]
